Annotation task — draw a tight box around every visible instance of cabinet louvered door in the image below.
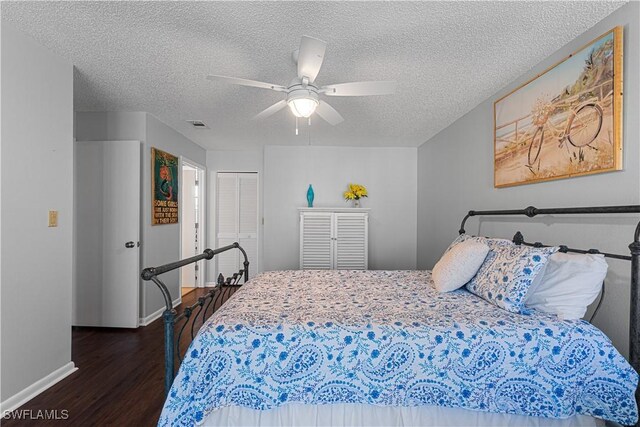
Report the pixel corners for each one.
[216,172,258,280]
[300,212,333,270]
[335,213,368,270]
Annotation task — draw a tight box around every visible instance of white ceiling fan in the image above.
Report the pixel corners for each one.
[207,36,396,126]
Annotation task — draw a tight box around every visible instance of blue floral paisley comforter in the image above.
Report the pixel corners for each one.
[159,270,638,426]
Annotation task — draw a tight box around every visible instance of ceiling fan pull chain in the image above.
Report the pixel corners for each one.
[295,117,299,136]
[308,117,311,126]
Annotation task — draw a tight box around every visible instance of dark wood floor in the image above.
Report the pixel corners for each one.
[4,287,239,427]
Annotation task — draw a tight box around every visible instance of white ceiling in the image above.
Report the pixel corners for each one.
[1,1,626,150]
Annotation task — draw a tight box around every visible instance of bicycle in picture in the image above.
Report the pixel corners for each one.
[524,89,611,175]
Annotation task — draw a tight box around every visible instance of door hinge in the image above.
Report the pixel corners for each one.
[195,180,199,186]
[195,223,199,229]
[195,264,199,271]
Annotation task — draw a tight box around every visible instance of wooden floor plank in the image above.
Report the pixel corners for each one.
[2,287,239,426]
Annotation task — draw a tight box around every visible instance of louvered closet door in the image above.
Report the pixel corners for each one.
[300,212,333,269]
[216,172,258,280]
[216,173,238,279]
[238,173,258,278]
[335,213,368,270]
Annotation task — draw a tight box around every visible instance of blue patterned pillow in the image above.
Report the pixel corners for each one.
[465,240,558,314]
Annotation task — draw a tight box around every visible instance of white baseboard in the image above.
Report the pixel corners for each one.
[205,281,218,287]
[0,362,77,414]
[139,297,181,327]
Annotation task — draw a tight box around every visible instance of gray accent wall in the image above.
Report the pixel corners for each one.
[74,112,206,318]
[206,146,419,276]
[417,2,639,356]
[1,24,74,401]
[263,145,418,271]
[143,115,206,316]
[206,146,419,278]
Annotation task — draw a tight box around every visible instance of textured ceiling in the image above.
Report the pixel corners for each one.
[1,1,626,150]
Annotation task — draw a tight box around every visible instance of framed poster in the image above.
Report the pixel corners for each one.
[494,26,623,187]
[152,147,179,225]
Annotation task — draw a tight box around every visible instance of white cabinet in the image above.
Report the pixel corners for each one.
[299,208,369,270]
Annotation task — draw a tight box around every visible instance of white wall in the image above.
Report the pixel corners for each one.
[206,150,263,283]
[1,24,75,404]
[74,111,146,141]
[417,2,639,357]
[74,112,207,318]
[264,145,417,271]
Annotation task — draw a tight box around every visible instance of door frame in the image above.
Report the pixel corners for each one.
[179,157,206,292]
[214,171,260,281]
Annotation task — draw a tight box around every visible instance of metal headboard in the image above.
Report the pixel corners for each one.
[459,204,640,402]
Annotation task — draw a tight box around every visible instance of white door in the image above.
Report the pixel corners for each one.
[237,173,258,278]
[75,140,140,328]
[216,172,258,280]
[216,173,239,279]
[300,212,334,269]
[181,167,197,288]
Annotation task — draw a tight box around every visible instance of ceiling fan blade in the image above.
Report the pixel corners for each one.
[297,36,326,83]
[206,75,287,92]
[322,81,396,97]
[252,100,288,121]
[315,101,344,126]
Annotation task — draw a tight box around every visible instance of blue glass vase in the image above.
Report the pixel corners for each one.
[306,184,314,208]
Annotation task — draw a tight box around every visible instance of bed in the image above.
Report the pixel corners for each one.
[142,205,640,426]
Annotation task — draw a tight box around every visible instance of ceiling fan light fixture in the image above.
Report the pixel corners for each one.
[207,36,395,126]
[287,87,319,118]
[288,97,318,118]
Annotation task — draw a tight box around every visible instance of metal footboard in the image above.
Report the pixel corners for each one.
[141,242,249,396]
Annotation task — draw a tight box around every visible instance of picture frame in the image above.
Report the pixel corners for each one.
[494,26,623,188]
[151,147,179,225]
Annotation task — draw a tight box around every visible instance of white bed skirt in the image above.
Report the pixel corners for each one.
[202,403,604,427]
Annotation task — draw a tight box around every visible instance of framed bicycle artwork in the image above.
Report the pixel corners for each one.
[494,26,623,188]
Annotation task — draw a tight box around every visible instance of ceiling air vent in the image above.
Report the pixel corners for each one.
[187,120,209,129]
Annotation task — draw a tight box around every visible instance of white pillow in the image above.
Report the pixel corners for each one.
[525,252,608,320]
[445,233,514,253]
[432,239,490,293]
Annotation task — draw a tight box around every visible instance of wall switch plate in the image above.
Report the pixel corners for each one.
[48,210,58,227]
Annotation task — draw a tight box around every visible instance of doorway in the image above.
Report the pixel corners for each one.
[180,159,205,296]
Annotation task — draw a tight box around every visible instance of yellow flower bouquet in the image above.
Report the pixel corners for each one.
[344,183,368,207]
